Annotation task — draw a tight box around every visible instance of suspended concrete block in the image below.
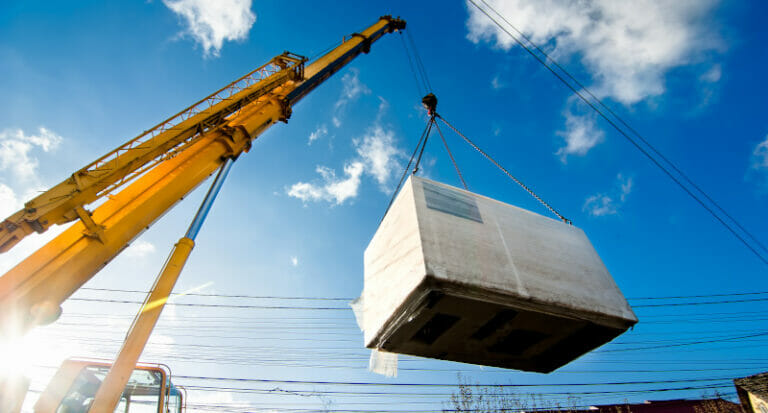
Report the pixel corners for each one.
[361,176,637,373]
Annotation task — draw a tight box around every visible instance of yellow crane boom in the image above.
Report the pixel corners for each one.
[0,16,406,337]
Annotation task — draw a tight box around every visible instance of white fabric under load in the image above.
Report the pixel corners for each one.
[368,349,398,378]
[350,296,365,331]
[350,295,399,377]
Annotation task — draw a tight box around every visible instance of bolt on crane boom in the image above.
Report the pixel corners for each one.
[0,15,405,413]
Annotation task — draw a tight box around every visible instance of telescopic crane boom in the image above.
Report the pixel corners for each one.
[0,15,405,335]
[0,14,405,413]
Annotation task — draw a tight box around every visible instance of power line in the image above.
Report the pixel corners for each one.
[475,0,768,260]
[599,331,768,352]
[78,286,768,302]
[172,374,735,388]
[78,287,352,301]
[172,383,735,397]
[633,296,768,308]
[67,294,768,310]
[630,290,768,300]
[466,0,768,266]
[68,297,349,310]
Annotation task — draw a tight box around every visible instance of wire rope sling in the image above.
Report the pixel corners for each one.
[355,94,638,374]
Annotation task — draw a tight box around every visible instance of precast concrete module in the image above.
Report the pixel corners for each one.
[361,176,637,373]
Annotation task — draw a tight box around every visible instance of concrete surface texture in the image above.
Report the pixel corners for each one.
[362,176,637,372]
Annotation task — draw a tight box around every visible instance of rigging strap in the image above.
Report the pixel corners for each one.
[437,113,571,224]
[380,117,434,223]
[412,116,435,175]
[434,121,468,190]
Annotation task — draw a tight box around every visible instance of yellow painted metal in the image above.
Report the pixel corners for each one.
[88,237,194,413]
[0,128,246,334]
[0,15,405,410]
[0,54,304,253]
[0,16,404,336]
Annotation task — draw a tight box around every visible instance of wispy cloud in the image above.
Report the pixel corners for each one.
[750,135,768,188]
[583,173,634,217]
[338,69,371,104]
[287,162,365,205]
[491,74,505,90]
[163,0,256,58]
[332,69,370,127]
[701,64,722,83]
[696,63,722,109]
[287,102,403,206]
[0,127,62,181]
[556,106,604,162]
[0,183,19,219]
[753,136,768,169]
[0,126,62,220]
[355,126,401,190]
[308,124,328,145]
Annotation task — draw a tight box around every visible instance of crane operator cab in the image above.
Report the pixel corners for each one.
[34,359,185,413]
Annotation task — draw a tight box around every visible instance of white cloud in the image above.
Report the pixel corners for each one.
[124,240,157,258]
[287,107,403,206]
[0,127,62,181]
[163,0,256,58]
[287,162,365,205]
[290,256,298,267]
[308,124,328,145]
[556,108,604,162]
[467,0,720,105]
[356,126,401,189]
[695,63,722,108]
[752,135,768,171]
[0,183,19,219]
[338,68,371,103]
[491,74,505,90]
[583,193,617,216]
[583,173,633,216]
[332,69,371,127]
[618,173,633,202]
[701,64,722,83]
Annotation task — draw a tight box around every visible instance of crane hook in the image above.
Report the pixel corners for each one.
[422,93,437,117]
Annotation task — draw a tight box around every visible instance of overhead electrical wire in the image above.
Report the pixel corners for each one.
[79,287,352,301]
[471,0,768,261]
[164,374,740,388]
[155,382,736,396]
[78,286,768,301]
[67,297,349,310]
[66,294,768,309]
[466,0,768,266]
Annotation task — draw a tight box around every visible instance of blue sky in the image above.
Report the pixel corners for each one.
[1,0,767,411]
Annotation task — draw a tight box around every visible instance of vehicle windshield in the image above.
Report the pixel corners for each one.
[56,365,163,413]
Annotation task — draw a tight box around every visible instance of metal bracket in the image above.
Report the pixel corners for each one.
[351,33,371,54]
[74,206,106,243]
